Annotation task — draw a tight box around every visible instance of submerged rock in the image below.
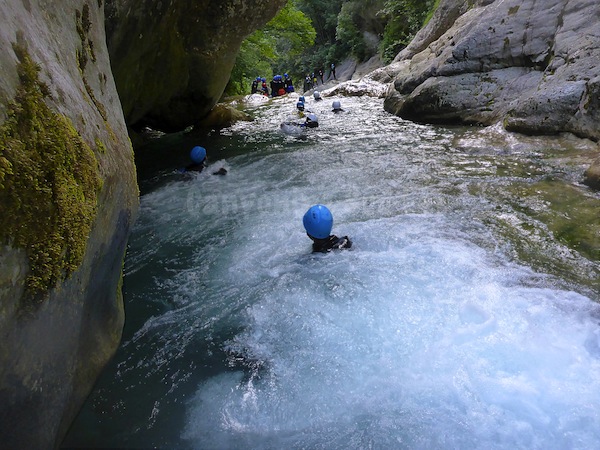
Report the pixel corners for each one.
[195,103,252,130]
[584,158,600,190]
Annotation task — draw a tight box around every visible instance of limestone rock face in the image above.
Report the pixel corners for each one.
[385,0,600,135]
[105,0,287,132]
[0,1,138,448]
[383,0,600,187]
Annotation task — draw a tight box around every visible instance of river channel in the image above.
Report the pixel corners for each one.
[63,93,600,449]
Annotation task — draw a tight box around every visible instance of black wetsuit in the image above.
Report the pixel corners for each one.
[185,160,206,172]
[310,235,352,253]
[284,76,294,92]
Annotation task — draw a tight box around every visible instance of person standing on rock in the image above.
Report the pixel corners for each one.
[303,74,312,92]
[284,73,294,92]
[329,62,336,80]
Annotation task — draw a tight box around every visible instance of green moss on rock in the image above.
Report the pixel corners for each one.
[0,44,102,301]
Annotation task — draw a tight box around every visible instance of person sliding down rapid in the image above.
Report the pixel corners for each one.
[281,112,318,130]
[185,145,207,172]
[183,146,227,175]
[332,100,343,112]
[303,204,352,253]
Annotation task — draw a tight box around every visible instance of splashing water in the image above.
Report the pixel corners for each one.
[63,95,600,449]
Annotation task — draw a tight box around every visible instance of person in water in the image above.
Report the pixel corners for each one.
[303,204,352,253]
[332,100,343,112]
[184,146,227,175]
[281,112,318,131]
[185,145,207,172]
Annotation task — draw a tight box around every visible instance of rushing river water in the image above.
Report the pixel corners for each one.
[63,94,600,449]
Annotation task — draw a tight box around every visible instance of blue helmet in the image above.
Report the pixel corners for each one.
[332,100,341,110]
[303,204,333,239]
[299,96,305,103]
[296,101,305,111]
[284,73,289,77]
[190,146,206,163]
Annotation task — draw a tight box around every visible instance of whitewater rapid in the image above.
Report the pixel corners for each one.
[63,94,600,449]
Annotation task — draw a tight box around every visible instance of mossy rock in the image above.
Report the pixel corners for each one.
[584,158,600,190]
[194,103,252,130]
[0,45,101,303]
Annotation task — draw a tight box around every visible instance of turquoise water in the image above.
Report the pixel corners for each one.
[63,95,600,449]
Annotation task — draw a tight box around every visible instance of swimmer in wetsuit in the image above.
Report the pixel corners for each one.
[185,146,207,172]
[303,204,352,253]
[183,146,227,175]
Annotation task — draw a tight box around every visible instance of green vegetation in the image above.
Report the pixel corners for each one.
[226,0,439,95]
[379,0,438,62]
[226,1,316,95]
[0,44,102,301]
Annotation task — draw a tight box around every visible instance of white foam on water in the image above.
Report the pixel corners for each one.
[76,95,599,449]
[168,97,600,449]
[181,208,600,449]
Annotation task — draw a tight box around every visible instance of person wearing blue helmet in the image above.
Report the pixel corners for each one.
[184,146,227,175]
[281,112,317,133]
[261,78,269,96]
[270,75,286,97]
[186,145,207,172]
[304,113,318,128]
[303,204,352,253]
[296,101,305,112]
[251,77,259,94]
[284,73,294,92]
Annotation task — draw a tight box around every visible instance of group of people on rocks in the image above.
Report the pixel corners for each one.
[251,63,337,96]
[250,77,269,96]
[303,63,336,91]
[251,73,295,97]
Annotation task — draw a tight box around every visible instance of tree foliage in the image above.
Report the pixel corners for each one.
[380,0,438,62]
[225,1,315,95]
[226,0,439,95]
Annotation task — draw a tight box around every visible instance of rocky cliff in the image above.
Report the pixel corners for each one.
[383,0,600,188]
[0,0,284,448]
[105,0,287,133]
[0,1,138,448]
